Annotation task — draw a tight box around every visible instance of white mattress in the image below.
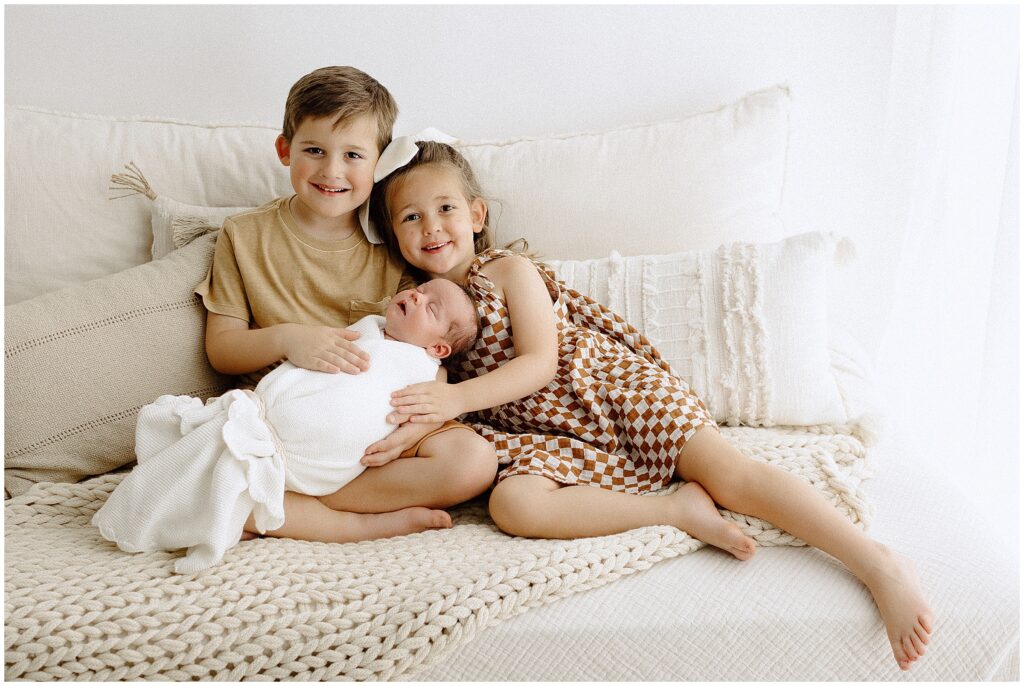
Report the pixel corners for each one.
[410,445,1020,681]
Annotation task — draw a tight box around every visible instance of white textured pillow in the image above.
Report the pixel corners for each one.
[459,84,790,261]
[548,232,870,428]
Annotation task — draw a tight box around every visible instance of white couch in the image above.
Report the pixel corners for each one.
[4,87,1018,680]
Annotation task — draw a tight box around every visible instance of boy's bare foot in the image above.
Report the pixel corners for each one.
[340,507,452,542]
[862,545,933,670]
[669,482,757,560]
[243,506,452,545]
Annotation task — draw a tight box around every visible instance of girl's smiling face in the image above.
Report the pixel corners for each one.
[386,164,487,282]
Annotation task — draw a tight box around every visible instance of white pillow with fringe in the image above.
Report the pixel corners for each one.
[547,231,878,431]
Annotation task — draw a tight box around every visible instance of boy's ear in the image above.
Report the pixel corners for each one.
[470,198,487,235]
[275,134,291,166]
[426,341,452,360]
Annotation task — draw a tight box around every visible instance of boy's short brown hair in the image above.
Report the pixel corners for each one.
[282,66,398,153]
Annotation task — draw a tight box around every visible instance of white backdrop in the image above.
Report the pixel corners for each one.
[4,4,1018,527]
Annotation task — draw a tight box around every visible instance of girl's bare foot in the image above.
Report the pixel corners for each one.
[862,544,933,670]
[669,482,757,560]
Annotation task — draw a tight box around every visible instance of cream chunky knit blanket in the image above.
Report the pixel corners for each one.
[5,425,871,681]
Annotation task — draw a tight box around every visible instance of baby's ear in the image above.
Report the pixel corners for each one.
[426,341,452,360]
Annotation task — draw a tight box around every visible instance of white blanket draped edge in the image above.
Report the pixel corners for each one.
[93,390,287,574]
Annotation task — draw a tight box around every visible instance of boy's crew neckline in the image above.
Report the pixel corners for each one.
[279,196,366,251]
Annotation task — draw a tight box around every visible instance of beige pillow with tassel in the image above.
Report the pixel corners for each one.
[4,232,235,497]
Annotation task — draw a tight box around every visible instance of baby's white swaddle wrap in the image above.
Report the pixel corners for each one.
[92,315,439,573]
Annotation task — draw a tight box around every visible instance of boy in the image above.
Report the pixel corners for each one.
[195,67,496,543]
[94,278,484,573]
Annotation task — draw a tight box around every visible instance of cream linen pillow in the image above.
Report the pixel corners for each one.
[459,84,790,261]
[4,106,290,304]
[152,84,790,264]
[547,231,872,428]
[7,86,787,302]
[4,233,234,497]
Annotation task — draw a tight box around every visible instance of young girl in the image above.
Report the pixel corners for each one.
[367,140,933,672]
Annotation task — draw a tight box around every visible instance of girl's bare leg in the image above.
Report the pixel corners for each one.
[676,427,933,671]
[243,494,451,543]
[488,474,756,560]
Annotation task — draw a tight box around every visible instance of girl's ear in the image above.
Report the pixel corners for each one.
[275,135,291,166]
[426,341,452,360]
[470,198,487,235]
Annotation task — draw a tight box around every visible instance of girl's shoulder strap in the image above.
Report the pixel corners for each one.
[472,247,514,267]
[467,247,520,282]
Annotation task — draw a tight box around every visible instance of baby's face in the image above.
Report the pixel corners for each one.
[384,279,473,357]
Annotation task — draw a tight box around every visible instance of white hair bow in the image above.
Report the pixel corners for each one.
[359,128,458,244]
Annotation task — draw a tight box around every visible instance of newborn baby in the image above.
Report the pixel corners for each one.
[93,278,478,573]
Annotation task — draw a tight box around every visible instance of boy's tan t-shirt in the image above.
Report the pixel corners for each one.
[195,196,415,385]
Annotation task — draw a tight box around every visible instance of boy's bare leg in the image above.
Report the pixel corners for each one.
[243,493,451,543]
[675,427,933,671]
[241,430,491,544]
[488,474,756,560]
[318,429,498,513]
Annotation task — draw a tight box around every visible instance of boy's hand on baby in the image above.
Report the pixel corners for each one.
[388,381,462,424]
[281,323,370,374]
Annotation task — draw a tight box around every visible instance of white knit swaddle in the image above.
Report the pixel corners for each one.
[92,315,440,573]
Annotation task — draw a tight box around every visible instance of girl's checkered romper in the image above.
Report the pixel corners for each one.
[449,249,717,494]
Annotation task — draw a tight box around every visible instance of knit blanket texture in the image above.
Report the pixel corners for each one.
[5,424,871,681]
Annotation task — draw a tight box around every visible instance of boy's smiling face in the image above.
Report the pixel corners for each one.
[275,113,380,238]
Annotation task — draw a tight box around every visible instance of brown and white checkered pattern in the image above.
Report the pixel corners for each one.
[449,249,716,495]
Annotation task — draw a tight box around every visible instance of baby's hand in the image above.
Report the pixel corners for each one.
[280,323,369,374]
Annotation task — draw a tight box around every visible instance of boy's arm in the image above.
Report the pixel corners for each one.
[205,312,370,375]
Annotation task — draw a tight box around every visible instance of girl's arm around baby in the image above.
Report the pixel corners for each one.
[389,255,558,423]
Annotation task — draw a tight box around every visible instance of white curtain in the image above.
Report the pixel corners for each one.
[875,5,1018,525]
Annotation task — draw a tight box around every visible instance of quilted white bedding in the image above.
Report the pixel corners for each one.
[411,444,1020,681]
